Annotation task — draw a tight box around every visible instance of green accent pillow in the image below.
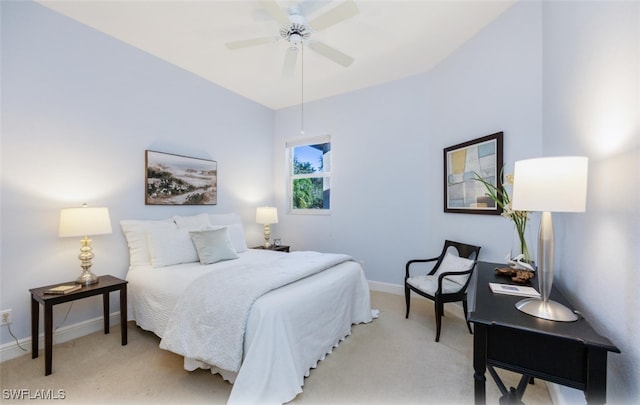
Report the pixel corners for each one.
[190,227,239,265]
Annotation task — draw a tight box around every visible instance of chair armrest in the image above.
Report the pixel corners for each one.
[405,257,439,279]
[435,265,476,294]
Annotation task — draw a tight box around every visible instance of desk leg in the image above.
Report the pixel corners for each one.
[585,349,607,404]
[103,291,110,334]
[31,296,39,359]
[120,284,127,345]
[473,324,487,404]
[44,303,53,376]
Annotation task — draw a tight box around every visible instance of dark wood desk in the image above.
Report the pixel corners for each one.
[30,275,128,375]
[468,262,619,404]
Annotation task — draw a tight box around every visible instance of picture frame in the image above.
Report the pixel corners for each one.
[145,150,217,205]
[443,132,503,215]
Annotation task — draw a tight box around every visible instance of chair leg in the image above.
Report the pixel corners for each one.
[463,299,473,335]
[404,285,410,319]
[434,301,442,342]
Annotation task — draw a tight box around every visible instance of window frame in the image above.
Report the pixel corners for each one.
[286,135,332,215]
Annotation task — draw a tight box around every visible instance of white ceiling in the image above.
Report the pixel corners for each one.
[37,0,515,110]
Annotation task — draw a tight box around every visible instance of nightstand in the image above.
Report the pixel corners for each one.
[252,245,290,253]
[29,275,128,375]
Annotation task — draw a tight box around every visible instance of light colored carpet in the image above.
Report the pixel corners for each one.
[0,291,552,404]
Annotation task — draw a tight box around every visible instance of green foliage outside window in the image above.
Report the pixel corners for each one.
[290,143,330,210]
[292,178,324,209]
[293,158,316,175]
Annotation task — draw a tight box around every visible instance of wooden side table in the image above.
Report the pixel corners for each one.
[252,245,290,253]
[30,274,128,375]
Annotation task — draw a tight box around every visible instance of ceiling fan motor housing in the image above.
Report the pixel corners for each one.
[280,15,310,44]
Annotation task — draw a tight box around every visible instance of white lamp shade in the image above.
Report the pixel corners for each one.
[59,206,112,237]
[256,207,278,224]
[511,156,588,213]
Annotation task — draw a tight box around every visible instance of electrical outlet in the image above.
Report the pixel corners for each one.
[0,309,12,325]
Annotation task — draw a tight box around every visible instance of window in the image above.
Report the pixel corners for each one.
[287,135,331,213]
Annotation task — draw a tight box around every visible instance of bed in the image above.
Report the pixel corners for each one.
[121,213,373,405]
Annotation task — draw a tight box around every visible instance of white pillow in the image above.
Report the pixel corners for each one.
[435,252,475,286]
[147,225,199,268]
[173,213,211,230]
[225,223,248,252]
[208,213,241,225]
[190,228,239,265]
[120,219,175,267]
[208,213,248,252]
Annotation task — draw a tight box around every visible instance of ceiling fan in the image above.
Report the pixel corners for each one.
[225,0,359,76]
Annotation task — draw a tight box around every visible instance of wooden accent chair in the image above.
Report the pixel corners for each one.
[405,240,481,342]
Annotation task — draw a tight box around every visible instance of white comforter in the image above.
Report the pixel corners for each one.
[159,251,354,372]
[126,249,372,404]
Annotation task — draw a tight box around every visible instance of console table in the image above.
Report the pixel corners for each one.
[30,275,128,375]
[468,261,619,404]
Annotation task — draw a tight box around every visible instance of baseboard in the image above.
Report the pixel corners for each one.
[368,280,441,303]
[368,280,404,295]
[546,382,586,405]
[0,312,122,363]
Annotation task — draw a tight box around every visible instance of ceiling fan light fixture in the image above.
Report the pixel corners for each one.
[280,22,310,44]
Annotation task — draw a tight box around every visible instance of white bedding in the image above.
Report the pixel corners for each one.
[160,251,355,372]
[126,249,372,404]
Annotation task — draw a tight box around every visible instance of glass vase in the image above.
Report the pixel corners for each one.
[511,222,534,266]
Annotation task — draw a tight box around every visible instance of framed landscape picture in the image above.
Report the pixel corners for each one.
[145,150,217,205]
[443,132,503,215]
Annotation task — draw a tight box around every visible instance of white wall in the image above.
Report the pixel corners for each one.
[274,1,542,285]
[542,1,640,403]
[0,2,275,347]
[423,0,543,262]
[274,75,430,283]
[275,0,639,402]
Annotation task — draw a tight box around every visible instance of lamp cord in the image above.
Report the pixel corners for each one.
[2,303,73,353]
[53,303,73,341]
[7,324,27,352]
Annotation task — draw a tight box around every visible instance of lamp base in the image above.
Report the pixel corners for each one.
[515,298,578,322]
[262,223,272,249]
[76,269,99,286]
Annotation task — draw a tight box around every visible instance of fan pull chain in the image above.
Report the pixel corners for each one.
[300,44,305,135]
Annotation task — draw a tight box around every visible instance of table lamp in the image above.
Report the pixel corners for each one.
[256,207,278,248]
[59,204,112,285]
[511,156,588,322]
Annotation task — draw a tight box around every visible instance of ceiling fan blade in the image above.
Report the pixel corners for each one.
[282,47,299,77]
[258,0,289,25]
[308,0,359,31]
[309,41,354,67]
[225,37,276,50]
